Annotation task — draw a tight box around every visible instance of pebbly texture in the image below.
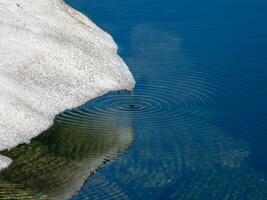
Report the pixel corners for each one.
[0,0,135,170]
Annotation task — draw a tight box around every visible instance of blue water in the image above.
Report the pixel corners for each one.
[62,0,267,199]
[1,0,266,199]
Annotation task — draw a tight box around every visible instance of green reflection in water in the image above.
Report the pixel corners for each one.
[0,111,134,199]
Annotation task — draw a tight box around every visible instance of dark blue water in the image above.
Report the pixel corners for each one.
[63,0,267,199]
[1,0,266,199]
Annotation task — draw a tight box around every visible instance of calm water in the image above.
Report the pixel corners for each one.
[1,0,267,199]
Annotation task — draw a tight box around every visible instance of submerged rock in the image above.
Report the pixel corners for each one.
[0,0,135,169]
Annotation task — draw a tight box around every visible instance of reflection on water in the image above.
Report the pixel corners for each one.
[70,25,267,199]
[1,0,267,199]
[64,0,267,197]
[0,109,134,199]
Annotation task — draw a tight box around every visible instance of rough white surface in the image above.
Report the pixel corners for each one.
[0,0,135,170]
[0,155,12,170]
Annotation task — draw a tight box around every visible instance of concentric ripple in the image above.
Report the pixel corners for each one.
[69,30,267,200]
[1,0,267,199]
[0,105,134,199]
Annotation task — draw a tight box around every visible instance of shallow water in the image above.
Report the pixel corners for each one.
[1,0,267,199]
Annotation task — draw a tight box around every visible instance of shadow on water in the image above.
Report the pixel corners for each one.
[0,104,134,199]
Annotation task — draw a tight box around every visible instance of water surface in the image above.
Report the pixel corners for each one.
[1,0,267,199]
[66,0,267,199]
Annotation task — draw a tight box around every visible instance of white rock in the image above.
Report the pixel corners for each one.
[0,0,135,170]
[0,155,12,170]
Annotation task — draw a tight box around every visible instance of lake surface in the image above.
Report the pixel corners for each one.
[1,0,267,199]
